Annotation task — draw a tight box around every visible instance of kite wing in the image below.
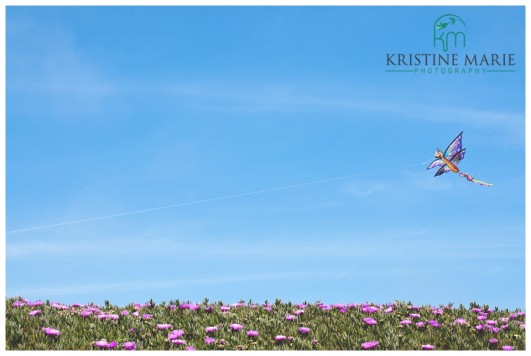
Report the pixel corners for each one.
[427,158,445,170]
[443,131,464,159]
[450,148,466,165]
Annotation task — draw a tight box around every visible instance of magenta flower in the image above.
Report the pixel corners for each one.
[400,319,412,325]
[142,313,153,319]
[361,341,379,350]
[275,335,287,342]
[108,342,118,349]
[29,309,41,316]
[42,327,60,336]
[294,309,304,315]
[431,308,443,315]
[385,306,394,314]
[123,342,136,350]
[93,340,109,348]
[363,317,377,325]
[204,337,215,345]
[247,330,259,337]
[230,323,243,331]
[477,315,487,321]
[489,338,498,344]
[299,327,311,334]
[410,313,421,319]
[172,339,187,345]
[285,314,296,321]
[361,306,379,313]
[486,320,497,326]
[502,345,514,351]
[220,305,230,312]
[453,318,467,325]
[168,329,186,339]
[13,300,25,308]
[185,346,196,351]
[157,323,172,330]
[476,324,485,331]
[120,310,130,316]
[109,314,119,320]
[422,344,435,350]
[428,320,441,328]
[205,326,217,333]
[416,322,426,328]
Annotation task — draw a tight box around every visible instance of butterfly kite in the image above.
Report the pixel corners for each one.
[426,131,493,186]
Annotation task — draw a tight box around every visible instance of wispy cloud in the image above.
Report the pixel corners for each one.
[8,19,114,118]
[344,180,390,197]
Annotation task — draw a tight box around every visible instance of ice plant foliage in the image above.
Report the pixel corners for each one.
[5,298,526,350]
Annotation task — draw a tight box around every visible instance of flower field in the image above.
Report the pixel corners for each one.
[5,297,525,350]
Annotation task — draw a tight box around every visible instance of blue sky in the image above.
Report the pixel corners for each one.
[5,6,525,310]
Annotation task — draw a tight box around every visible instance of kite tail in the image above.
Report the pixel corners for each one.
[459,172,493,187]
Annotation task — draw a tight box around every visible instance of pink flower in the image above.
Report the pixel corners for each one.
[294,309,304,315]
[489,338,498,344]
[410,313,421,319]
[172,339,187,345]
[93,340,117,349]
[400,319,412,325]
[120,310,130,316]
[204,337,215,345]
[247,330,259,337]
[502,345,514,350]
[299,327,311,334]
[29,310,41,316]
[363,317,377,325]
[422,344,435,350]
[220,305,230,312]
[205,326,217,333]
[42,327,60,336]
[361,306,379,313]
[142,314,152,319]
[285,314,296,321]
[416,322,426,328]
[361,341,379,349]
[123,342,136,350]
[157,323,172,330]
[168,329,185,340]
[453,318,467,325]
[428,320,441,328]
[230,323,243,331]
[185,346,196,351]
[13,301,25,308]
[275,335,287,342]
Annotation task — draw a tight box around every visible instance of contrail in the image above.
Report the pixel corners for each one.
[6,161,428,234]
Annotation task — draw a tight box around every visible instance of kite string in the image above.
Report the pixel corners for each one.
[6,161,430,234]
